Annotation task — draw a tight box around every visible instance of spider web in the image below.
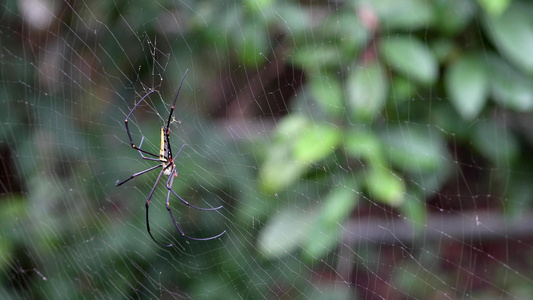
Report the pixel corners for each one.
[1,0,533,299]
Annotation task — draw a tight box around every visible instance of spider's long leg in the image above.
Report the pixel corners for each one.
[165,167,223,211]
[165,69,188,130]
[166,144,221,211]
[136,137,164,162]
[124,89,160,158]
[173,143,186,160]
[146,168,173,247]
[168,189,223,211]
[166,170,226,241]
[115,164,162,186]
[163,69,189,158]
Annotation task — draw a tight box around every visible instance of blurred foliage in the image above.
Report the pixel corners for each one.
[1,0,533,299]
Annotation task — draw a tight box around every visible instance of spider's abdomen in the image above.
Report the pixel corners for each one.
[160,127,170,161]
[160,126,175,177]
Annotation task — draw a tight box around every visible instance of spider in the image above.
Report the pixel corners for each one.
[116,69,226,247]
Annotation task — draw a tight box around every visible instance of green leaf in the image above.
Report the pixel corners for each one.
[0,196,26,254]
[303,183,358,261]
[346,62,388,121]
[293,124,341,163]
[302,223,340,262]
[275,3,311,38]
[261,115,340,193]
[366,167,405,206]
[273,114,311,144]
[408,163,452,197]
[308,75,344,116]
[243,0,274,14]
[291,45,341,72]
[258,206,316,259]
[390,76,417,102]
[321,183,359,228]
[355,0,435,31]
[477,0,511,16]
[433,0,477,34]
[260,147,307,193]
[445,54,489,120]
[399,191,426,236]
[483,2,533,73]
[260,116,308,192]
[379,36,438,85]
[381,125,446,174]
[487,55,533,111]
[344,130,383,164]
[321,12,370,55]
